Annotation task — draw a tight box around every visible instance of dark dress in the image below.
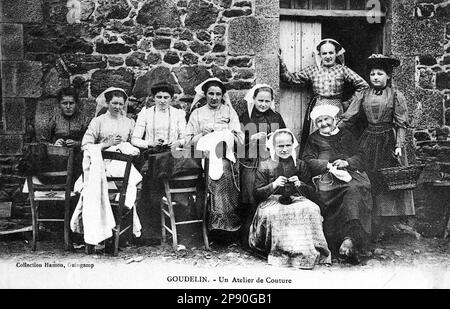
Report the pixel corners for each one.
[239,109,286,206]
[302,129,373,251]
[39,111,90,179]
[340,87,414,216]
[249,157,331,269]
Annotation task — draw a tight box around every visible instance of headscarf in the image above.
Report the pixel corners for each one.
[95,87,128,117]
[310,104,340,123]
[266,128,299,166]
[315,38,346,67]
[244,84,276,118]
[190,77,232,112]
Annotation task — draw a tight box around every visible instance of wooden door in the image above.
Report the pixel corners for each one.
[279,19,321,140]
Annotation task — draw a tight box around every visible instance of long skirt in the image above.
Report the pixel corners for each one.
[314,170,373,251]
[208,159,241,232]
[249,195,331,269]
[359,123,415,216]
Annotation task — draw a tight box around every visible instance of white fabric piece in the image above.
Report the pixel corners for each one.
[244,84,276,118]
[70,144,116,245]
[107,142,140,156]
[266,128,299,166]
[22,176,44,194]
[329,165,352,183]
[196,130,236,180]
[191,77,232,112]
[95,87,128,117]
[310,104,340,123]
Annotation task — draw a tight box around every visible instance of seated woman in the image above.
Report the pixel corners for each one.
[131,82,188,244]
[40,86,89,148]
[131,82,186,151]
[302,104,373,264]
[185,78,244,244]
[23,86,88,191]
[239,84,286,246]
[71,87,142,249]
[249,129,330,269]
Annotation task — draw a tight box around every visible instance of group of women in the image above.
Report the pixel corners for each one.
[35,38,413,270]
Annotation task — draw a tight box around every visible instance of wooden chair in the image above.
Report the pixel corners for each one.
[27,145,76,251]
[101,151,135,256]
[160,159,210,250]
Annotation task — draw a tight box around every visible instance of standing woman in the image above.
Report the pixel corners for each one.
[239,84,286,246]
[280,39,368,153]
[185,78,244,244]
[339,54,414,235]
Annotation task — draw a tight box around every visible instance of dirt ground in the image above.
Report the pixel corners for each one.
[0,229,449,289]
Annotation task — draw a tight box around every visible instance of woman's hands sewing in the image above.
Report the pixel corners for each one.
[273,176,288,189]
[332,159,349,169]
[102,134,122,149]
[288,176,302,188]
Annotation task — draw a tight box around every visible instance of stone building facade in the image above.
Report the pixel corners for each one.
[0,0,449,234]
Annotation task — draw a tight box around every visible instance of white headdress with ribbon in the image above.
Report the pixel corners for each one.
[266,128,299,166]
[244,84,276,118]
[191,77,231,112]
[315,38,346,67]
[95,87,129,117]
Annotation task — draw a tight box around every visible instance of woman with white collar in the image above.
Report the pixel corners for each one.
[302,104,373,264]
[131,82,186,150]
[249,128,330,269]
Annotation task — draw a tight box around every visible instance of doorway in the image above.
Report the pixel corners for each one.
[279,16,384,140]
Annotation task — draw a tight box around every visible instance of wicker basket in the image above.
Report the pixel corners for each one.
[378,164,425,191]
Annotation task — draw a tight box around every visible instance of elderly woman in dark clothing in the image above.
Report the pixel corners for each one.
[249,129,330,269]
[238,84,286,246]
[303,104,373,264]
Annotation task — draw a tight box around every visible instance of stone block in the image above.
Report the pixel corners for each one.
[185,0,219,30]
[173,66,211,95]
[163,51,181,65]
[222,9,252,18]
[392,0,445,56]
[255,0,279,18]
[0,0,43,23]
[96,42,131,54]
[97,0,131,20]
[418,69,435,89]
[189,41,211,55]
[436,71,450,90]
[0,135,23,155]
[1,61,43,98]
[153,37,172,50]
[255,54,280,102]
[392,56,416,110]
[137,0,181,28]
[62,54,107,74]
[182,53,199,65]
[3,98,25,133]
[0,24,23,61]
[228,17,279,56]
[132,66,180,99]
[90,68,134,98]
[227,90,247,116]
[227,56,253,67]
[412,88,445,128]
[42,66,70,97]
[125,52,147,67]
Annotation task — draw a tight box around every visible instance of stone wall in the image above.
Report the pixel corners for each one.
[389,0,450,236]
[0,0,279,206]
